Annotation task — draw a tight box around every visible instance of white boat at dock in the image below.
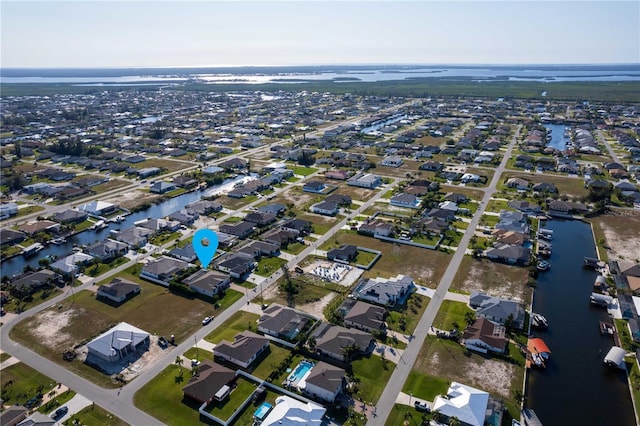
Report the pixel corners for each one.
[90,220,108,230]
[532,313,549,329]
[22,243,44,257]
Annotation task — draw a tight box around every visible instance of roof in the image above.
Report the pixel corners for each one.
[462,318,507,351]
[50,252,94,273]
[79,200,116,214]
[97,277,140,299]
[302,361,345,393]
[344,301,386,331]
[214,330,269,365]
[604,346,626,368]
[86,322,149,359]
[432,381,489,426]
[352,274,414,306]
[183,269,230,292]
[141,256,190,277]
[261,395,326,426]
[529,338,551,355]
[312,323,373,357]
[182,360,236,403]
[259,304,311,338]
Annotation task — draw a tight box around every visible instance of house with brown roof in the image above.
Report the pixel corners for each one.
[213,330,270,368]
[358,219,393,237]
[311,323,374,362]
[182,360,236,404]
[18,220,60,235]
[462,318,507,354]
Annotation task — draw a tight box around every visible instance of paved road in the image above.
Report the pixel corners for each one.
[596,129,621,164]
[371,126,521,425]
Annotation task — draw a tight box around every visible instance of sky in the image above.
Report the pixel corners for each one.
[1,1,639,68]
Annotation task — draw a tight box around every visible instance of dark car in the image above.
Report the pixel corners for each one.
[52,406,68,419]
[414,400,430,412]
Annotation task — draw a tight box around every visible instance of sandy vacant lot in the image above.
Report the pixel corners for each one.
[593,213,640,263]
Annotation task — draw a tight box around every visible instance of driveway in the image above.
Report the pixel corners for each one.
[51,393,92,425]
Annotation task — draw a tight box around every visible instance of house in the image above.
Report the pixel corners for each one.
[469,291,526,329]
[311,323,374,362]
[300,361,346,403]
[238,240,280,258]
[462,318,507,354]
[507,200,541,214]
[532,182,557,193]
[351,274,414,307]
[260,228,299,247]
[213,330,270,368]
[51,209,88,224]
[245,211,277,227]
[168,244,197,262]
[281,218,313,235]
[310,200,339,216]
[324,193,352,206]
[358,219,393,237]
[548,200,588,215]
[136,167,161,178]
[390,193,420,209]
[140,256,191,285]
[97,277,141,304]
[426,208,456,222]
[168,209,198,226]
[0,405,28,426]
[150,181,176,194]
[220,158,247,170]
[86,239,128,262]
[78,201,119,216]
[203,165,225,175]
[327,245,357,263]
[303,181,327,193]
[216,252,255,279]
[185,200,223,215]
[173,175,198,188]
[461,173,481,183]
[419,161,444,171]
[137,218,181,233]
[506,177,530,190]
[182,269,231,298]
[49,252,94,276]
[486,244,531,266]
[432,382,489,426]
[219,221,255,239]
[343,301,386,333]
[444,192,468,203]
[380,156,404,167]
[18,220,60,235]
[258,304,311,341]
[15,412,55,426]
[492,230,529,246]
[9,270,61,298]
[347,173,381,188]
[182,360,236,404]
[257,203,286,216]
[260,395,326,426]
[112,226,154,249]
[0,229,26,246]
[86,322,150,363]
[325,169,350,180]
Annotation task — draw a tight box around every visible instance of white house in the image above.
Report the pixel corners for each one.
[86,322,150,362]
[0,203,18,219]
[347,173,381,189]
[261,395,326,426]
[351,274,414,307]
[49,252,94,275]
[432,382,489,426]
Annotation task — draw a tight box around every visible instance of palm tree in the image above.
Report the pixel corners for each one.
[175,356,183,368]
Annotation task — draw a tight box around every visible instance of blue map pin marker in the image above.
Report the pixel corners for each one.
[192,229,219,269]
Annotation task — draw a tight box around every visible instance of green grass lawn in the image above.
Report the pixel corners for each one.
[355,250,378,266]
[0,352,12,363]
[351,355,395,404]
[386,404,430,426]
[402,371,450,401]
[74,219,96,232]
[387,294,430,336]
[204,311,260,344]
[13,205,45,218]
[486,199,513,213]
[1,286,61,314]
[134,365,213,425]
[0,362,56,406]
[38,390,76,414]
[85,257,128,277]
[282,242,306,255]
[480,214,500,227]
[149,231,181,246]
[204,376,256,421]
[230,388,287,426]
[62,404,128,426]
[432,300,475,331]
[291,166,318,176]
[451,220,469,230]
[183,347,214,364]
[223,216,243,223]
[250,344,292,380]
[412,234,441,246]
[255,257,287,277]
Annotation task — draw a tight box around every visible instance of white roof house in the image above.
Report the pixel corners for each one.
[86,322,150,363]
[79,200,116,216]
[261,395,326,426]
[49,252,94,274]
[432,382,489,426]
[604,346,626,369]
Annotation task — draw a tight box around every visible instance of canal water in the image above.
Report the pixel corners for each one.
[527,219,635,425]
[0,174,256,278]
[542,123,569,151]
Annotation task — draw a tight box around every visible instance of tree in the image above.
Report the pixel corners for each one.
[464,311,476,325]
[175,356,183,368]
[14,141,22,159]
[297,151,315,166]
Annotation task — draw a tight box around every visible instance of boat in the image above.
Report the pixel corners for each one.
[22,243,44,257]
[50,237,66,245]
[91,220,107,230]
[536,260,551,271]
[538,228,553,241]
[590,292,613,307]
[600,321,615,336]
[584,257,601,269]
[532,313,549,329]
[530,352,545,367]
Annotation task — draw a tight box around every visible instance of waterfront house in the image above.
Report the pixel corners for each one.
[469,291,525,329]
[150,181,176,194]
[432,382,489,426]
[462,318,507,354]
[9,270,61,298]
[112,226,154,249]
[49,252,94,276]
[86,239,129,262]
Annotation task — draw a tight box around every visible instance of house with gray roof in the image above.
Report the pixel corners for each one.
[97,277,141,304]
[469,291,525,329]
[185,200,223,215]
[258,304,312,341]
[150,181,176,194]
[327,245,357,263]
[351,274,414,307]
[10,270,61,298]
[219,221,255,239]
[300,361,346,403]
[215,252,255,279]
[310,200,339,216]
[49,252,94,276]
[87,322,150,363]
[311,323,374,362]
[343,301,386,333]
[213,330,270,368]
[168,243,197,262]
[182,269,230,298]
[486,244,531,265]
[182,360,236,404]
[51,209,88,224]
[112,226,154,249]
[140,256,191,285]
[86,238,128,261]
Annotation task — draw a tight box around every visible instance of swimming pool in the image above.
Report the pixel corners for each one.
[287,360,314,385]
[254,402,272,420]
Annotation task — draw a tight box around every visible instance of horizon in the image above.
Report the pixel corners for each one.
[2,1,638,68]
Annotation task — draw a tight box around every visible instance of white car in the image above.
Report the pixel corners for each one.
[202,316,213,326]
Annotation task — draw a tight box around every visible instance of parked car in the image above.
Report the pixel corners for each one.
[202,316,213,326]
[414,400,430,412]
[52,406,68,419]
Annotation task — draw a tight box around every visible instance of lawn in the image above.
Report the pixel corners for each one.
[204,376,256,421]
[266,275,337,307]
[432,300,474,331]
[317,230,452,287]
[0,352,11,363]
[204,311,260,344]
[183,347,214,364]
[291,166,318,176]
[480,214,500,227]
[149,231,181,246]
[38,390,76,414]
[230,388,287,426]
[62,404,128,426]
[402,371,450,401]
[386,404,430,426]
[351,355,395,404]
[85,257,128,277]
[254,256,287,277]
[13,205,45,218]
[486,199,514,213]
[387,294,430,336]
[132,158,187,174]
[355,249,378,266]
[250,344,292,380]
[91,179,131,194]
[134,365,214,425]
[282,241,306,255]
[500,171,589,198]
[0,362,56,406]
[1,286,61,314]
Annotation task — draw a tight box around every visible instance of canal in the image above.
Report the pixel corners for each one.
[1,174,256,278]
[527,219,635,425]
[542,123,569,151]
